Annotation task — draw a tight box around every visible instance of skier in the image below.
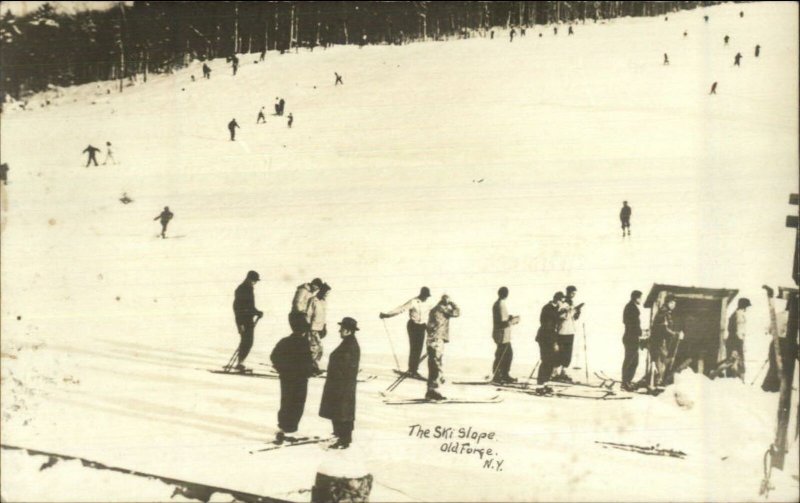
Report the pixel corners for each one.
[709,81,718,95]
[232,271,264,372]
[228,118,239,141]
[554,286,582,383]
[510,27,516,42]
[380,287,432,379]
[734,52,742,66]
[319,317,361,449]
[305,283,331,374]
[520,27,526,36]
[620,201,632,236]
[83,144,101,167]
[650,294,683,386]
[725,298,750,379]
[622,290,643,391]
[202,63,211,79]
[102,141,116,165]
[334,72,343,85]
[491,287,520,384]
[704,15,709,23]
[663,53,669,65]
[279,98,285,116]
[537,292,567,385]
[290,278,324,333]
[257,107,266,124]
[755,44,760,57]
[153,206,173,239]
[274,97,281,115]
[568,25,574,35]
[425,295,460,400]
[490,30,494,40]
[287,113,293,128]
[724,35,729,45]
[119,192,132,204]
[231,55,239,76]
[260,49,266,62]
[271,328,315,443]
[0,163,8,185]
[553,26,558,35]
[739,10,744,18]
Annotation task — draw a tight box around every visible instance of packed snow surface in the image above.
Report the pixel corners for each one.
[1,2,798,502]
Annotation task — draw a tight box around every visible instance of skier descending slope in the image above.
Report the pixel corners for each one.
[425,295,460,401]
[153,206,173,239]
[620,201,632,236]
[232,271,264,372]
[228,118,240,141]
[256,107,266,124]
[83,144,101,167]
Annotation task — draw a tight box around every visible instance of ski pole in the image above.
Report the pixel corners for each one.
[582,323,589,384]
[490,343,511,382]
[382,319,402,371]
[224,348,240,372]
[750,357,769,385]
[526,360,541,386]
[387,353,428,393]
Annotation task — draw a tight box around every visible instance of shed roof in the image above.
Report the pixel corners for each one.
[643,283,739,308]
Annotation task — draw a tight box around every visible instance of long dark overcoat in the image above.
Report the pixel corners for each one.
[319,336,360,421]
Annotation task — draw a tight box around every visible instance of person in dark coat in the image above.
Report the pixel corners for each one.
[231,55,239,76]
[271,330,315,442]
[233,270,264,371]
[228,119,239,141]
[202,63,211,79]
[650,294,682,386]
[537,292,567,384]
[153,206,173,239]
[0,163,8,185]
[621,290,643,390]
[724,35,730,45]
[279,98,286,116]
[287,113,293,128]
[710,82,718,95]
[568,25,574,35]
[734,52,742,66]
[620,201,632,236]
[320,317,361,449]
[755,45,760,57]
[83,145,101,167]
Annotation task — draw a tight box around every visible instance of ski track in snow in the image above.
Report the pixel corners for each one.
[1,2,799,501]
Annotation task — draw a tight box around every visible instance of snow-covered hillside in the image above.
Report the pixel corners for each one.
[1,2,798,502]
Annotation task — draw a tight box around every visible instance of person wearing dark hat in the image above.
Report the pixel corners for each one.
[271,327,316,443]
[319,317,361,449]
[290,278,323,333]
[492,287,520,384]
[537,292,568,385]
[153,206,173,239]
[620,201,632,237]
[725,298,750,379]
[425,295,460,400]
[380,287,433,379]
[232,271,264,371]
[650,294,682,386]
[554,285,583,383]
[621,290,643,390]
[306,283,331,374]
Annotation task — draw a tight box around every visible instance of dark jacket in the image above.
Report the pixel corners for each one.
[228,120,239,131]
[233,280,260,322]
[270,334,315,379]
[652,307,678,344]
[319,335,360,421]
[536,302,563,342]
[154,209,173,224]
[623,301,642,343]
[620,205,631,220]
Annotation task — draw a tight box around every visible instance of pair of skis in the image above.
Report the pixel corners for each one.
[596,441,686,459]
[594,370,665,396]
[380,392,503,405]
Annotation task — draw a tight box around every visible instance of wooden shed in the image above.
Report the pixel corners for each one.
[644,284,739,374]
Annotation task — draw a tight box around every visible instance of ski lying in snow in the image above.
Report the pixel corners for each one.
[382,395,503,405]
[392,369,427,381]
[506,385,630,400]
[250,436,335,453]
[594,371,665,396]
[208,369,277,379]
[595,441,686,459]
[453,380,543,390]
